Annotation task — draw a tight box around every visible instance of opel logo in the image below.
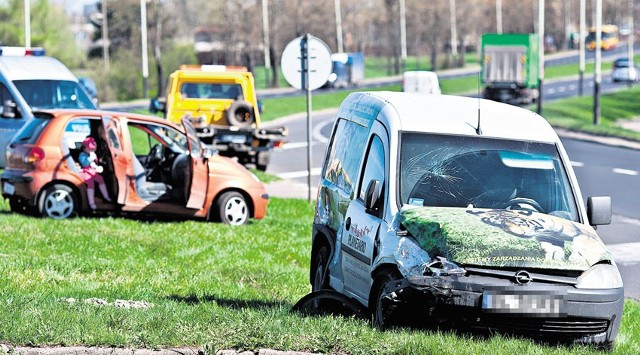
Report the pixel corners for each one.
[514,270,532,285]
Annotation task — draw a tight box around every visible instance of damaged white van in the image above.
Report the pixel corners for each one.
[310,92,623,347]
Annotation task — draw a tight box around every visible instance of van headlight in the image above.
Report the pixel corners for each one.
[576,264,623,289]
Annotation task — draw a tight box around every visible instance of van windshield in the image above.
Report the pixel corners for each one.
[399,133,579,221]
[13,80,96,110]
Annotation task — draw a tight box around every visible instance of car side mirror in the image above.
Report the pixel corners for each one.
[149,97,166,114]
[364,179,381,213]
[2,100,17,118]
[587,196,611,226]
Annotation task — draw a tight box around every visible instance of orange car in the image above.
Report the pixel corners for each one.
[1,110,269,225]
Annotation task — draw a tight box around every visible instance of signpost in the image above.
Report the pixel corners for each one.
[281,34,332,202]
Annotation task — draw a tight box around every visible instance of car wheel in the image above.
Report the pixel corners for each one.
[214,191,249,225]
[38,184,77,219]
[371,269,403,330]
[311,246,330,292]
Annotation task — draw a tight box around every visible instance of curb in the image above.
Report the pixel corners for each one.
[0,345,318,355]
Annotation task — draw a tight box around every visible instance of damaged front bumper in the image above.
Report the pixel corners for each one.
[380,270,624,345]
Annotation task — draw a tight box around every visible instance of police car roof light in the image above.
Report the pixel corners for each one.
[0,46,46,56]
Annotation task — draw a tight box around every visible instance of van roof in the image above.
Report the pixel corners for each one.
[0,56,78,81]
[343,92,558,143]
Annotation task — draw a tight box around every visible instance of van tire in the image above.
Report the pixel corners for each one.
[371,269,403,330]
[311,246,330,292]
[38,184,77,219]
[226,100,255,127]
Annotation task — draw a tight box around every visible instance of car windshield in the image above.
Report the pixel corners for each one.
[399,133,579,221]
[13,80,96,110]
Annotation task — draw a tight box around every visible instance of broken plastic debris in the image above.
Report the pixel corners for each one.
[425,256,466,277]
[394,237,431,277]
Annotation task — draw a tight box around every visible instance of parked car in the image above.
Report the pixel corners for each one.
[402,71,441,94]
[0,47,97,168]
[612,58,639,82]
[309,92,622,347]
[1,110,269,225]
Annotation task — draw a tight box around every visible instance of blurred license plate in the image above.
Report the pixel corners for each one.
[482,291,564,315]
[3,182,15,195]
[219,135,247,144]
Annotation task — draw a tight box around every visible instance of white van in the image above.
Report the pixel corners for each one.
[402,71,441,94]
[310,92,622,348]
[0,47,96,167]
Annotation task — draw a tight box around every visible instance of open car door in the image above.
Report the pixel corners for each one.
[100,115,128,204]
[181,117,209,209]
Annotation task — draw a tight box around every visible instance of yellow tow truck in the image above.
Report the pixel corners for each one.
[150,65,287,171]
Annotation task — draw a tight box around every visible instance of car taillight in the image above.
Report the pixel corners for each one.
[272,141,285,148]
[24,147,45,164]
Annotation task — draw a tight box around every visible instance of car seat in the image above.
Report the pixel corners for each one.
[132,154,171,201]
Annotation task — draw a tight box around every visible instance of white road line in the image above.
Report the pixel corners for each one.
[277,168,323,179]
[557,86,566,92]
[313,119,333,143]
[605,242,640,265]
[571,161,584,167]
[612,168,638,176]
[568,84,576,90]
[547,88,557,94]
[281,142,310,150]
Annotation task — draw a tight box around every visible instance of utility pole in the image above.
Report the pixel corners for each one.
[24,0,31,47]
[579,0,585,95]
[102,0,110,72]
[334,0,344,53]
[400,0,407,69]
[140,0,149,98]
[594,0,602,125]
[496,0,503,34]
[537,0,545,114]
[262,0,271,87]
[449,0,458,66]
[627,0,634,89]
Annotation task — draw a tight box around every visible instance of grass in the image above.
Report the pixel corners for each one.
[0,196,639,353]
[540,85,640,141]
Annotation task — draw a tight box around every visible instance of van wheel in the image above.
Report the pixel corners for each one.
[226,100,255,127]
[213,191,248,225]
[311,246,330,292]
[38,184,77,219]
[371,269,403,330]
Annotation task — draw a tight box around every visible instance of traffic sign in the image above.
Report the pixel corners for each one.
[281,35,332,91]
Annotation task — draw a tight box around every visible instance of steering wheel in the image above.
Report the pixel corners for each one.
[504,198,544,213]
[145,143,164,176]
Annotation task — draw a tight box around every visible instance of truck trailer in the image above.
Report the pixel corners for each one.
[481,33,539,105]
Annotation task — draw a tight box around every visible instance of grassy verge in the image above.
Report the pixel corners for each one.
[540,85,640,141]
[0,197,638,354]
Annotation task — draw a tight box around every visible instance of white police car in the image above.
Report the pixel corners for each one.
[0,47,96,168]
[310,92,623,348]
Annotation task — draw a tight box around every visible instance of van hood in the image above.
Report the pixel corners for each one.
[399,207,612,271]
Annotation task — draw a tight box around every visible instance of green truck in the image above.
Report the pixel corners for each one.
[480,33,540,105]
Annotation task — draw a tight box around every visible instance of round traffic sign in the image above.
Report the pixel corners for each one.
[281,35,332,91]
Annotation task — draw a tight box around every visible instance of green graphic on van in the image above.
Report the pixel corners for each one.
[399,206,612,270]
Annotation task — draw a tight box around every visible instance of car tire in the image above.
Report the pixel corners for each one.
[371,269,403,330]
[311,246,330,292]
[213,191,249,225]
[38,184,77,219]
[226,100,255,127]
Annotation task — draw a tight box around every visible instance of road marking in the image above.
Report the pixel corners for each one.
[313,119,333,143]
[612,168,638,176]
[605,242,640,265]
[571,161,584,167]
[547,88,557,94]
[613,214,640,226]
[277,168,322,179]
[568,84,576,90]
[557,86,566,92]
[282,142,310,150]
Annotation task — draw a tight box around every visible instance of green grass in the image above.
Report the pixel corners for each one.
[0,197,639,353]
[539,85,640,141]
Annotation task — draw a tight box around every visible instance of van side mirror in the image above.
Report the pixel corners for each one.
[257,99,264,114]
[149,97,166,114]
[2,100,17,118]
[364,179,381,212]
[587,196,612,226]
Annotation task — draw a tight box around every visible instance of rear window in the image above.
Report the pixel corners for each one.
[9,115,51,146]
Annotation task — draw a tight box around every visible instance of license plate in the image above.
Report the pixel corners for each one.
[219,135,247,144]
[3,182,15,195]
[482,290,564,315]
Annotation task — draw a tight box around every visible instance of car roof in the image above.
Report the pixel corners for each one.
[347,92,558,144]
[37,109,183,129]
[0,56,78,81]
